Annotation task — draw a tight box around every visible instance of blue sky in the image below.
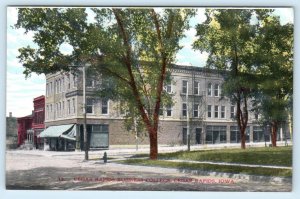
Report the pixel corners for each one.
[6,7,294,117]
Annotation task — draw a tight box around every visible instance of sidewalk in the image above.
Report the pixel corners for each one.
[164,159,292,170]
[6,141,292,158]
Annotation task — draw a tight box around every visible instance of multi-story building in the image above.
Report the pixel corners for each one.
[41,64,288,151]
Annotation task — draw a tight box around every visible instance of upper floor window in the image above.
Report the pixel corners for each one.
[86,78,95,88]
[207,83,212,96]
[214,84,219,97]
[182,103,187,117]
[50,82,53,95]
[221,106,225,118]
[165,83,172,93]
[67,100,71,115]
[101,99,108,114]
[62,77,65,92]
[193,104,199,117]
[230,105,235,119]
[67,75,71,89]
[86,98,94,114]
[207,105,212,118]
[214,105,219,118]
[194,81,199,95]
[166,105,172,116]
[72,98,76,114]
[159,104,164,116]
[73,75,77,88]
[182,80,188,94]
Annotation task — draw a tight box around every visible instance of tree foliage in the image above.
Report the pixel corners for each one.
[15,8,195,159]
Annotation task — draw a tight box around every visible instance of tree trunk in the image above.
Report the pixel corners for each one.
[149,128,158,160]
[240,127,246,149]
[271,121,278,147]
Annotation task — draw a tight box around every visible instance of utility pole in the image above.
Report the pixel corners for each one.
[186,82,190,151]
[83,63,89,161]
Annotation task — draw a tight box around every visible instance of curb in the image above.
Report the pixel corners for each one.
[178,168,292,183]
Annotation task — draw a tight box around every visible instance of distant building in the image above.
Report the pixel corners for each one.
[16,95,45,149]
[6,113,18,149]
[41,64,290,151]
[17,115,33,147]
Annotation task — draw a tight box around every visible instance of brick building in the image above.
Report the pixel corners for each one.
[41,64,289,151]
[16,95,45,149]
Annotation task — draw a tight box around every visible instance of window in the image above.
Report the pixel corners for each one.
[182,80,188,94]
[206,126,226,144]
[62,77,65,92]
[67,75,70,89]
[46,105,49,119]
[193,104,199,117]
[230,106,235,119]
[207,105,212,118]
[214,84,219,97]
[86,78,95,88]
[207,83,212,96]
[62,101,65,116]
[230,126,250,143]
[253,126,265,142]
[255,113,259,120]
[194,81,199,95]
[101,99,108,114]
[73,75,76,88]
[166,105,172,116]
[46,83,49,97]
[67,100,71,114]
[182,103,187,117]
[214,105,219,118]
[59,79,62,93]
[86,98,94,114]
[165,83,172,93]
[72,98,76,114]
[50,82,52,95]
[221,106,225,118]
[59,102,61,117]
[159,104,164,116]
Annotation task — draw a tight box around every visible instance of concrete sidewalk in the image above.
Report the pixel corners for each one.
[164,159,292,170]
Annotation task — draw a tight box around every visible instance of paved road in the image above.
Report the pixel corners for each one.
[5,150,292,191]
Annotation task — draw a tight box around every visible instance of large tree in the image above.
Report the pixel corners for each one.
[193,9,258,149]
[16,8,195,159]
[252,11,293,147]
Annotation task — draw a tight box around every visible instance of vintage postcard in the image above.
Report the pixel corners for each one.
[6,6,293,191]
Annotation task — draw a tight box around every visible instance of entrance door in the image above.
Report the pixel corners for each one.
[195,128,202,144]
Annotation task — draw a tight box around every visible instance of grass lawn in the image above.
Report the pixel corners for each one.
[132,146,292,167]
[120,159,292,177]
[122,146,292,177]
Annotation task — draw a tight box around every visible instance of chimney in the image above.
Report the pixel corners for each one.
[9,112,12,117]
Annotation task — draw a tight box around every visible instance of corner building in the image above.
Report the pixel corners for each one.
[43,65,286,151]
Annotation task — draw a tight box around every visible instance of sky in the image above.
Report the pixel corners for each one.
[6,7,294,117]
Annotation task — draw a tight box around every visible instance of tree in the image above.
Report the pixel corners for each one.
[193,9,258,149]
[251,12,293,147]
[16,8,195,159]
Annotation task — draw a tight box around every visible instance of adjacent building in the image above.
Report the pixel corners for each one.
[16,95,45,149]
[41,64,290,151]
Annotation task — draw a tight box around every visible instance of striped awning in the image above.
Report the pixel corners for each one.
[38,124,76,141]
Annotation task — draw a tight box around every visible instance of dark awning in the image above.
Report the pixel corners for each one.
[38,124,76,141]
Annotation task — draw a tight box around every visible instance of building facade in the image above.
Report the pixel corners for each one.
[32,95,45,149]
[17,115,33,147]
[42,65,289,150]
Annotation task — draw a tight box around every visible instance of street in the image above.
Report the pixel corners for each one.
[5,150,292,191]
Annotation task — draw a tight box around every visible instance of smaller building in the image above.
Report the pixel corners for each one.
[16,95,45,149]
[17,115,33,147]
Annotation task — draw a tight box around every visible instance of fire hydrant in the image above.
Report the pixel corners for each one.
[103,152,107,163]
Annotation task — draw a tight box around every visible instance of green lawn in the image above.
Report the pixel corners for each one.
[132,146,292,166]
[121,159,292,177]
[123,146,292,177]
